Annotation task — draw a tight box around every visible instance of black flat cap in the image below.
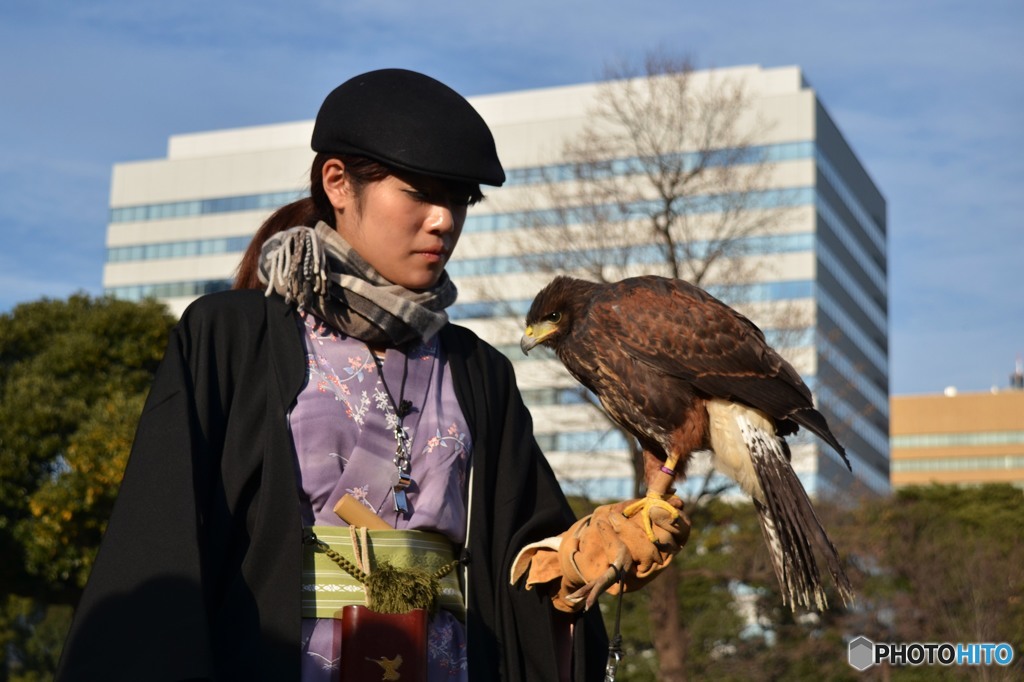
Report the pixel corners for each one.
[312,68,505,186]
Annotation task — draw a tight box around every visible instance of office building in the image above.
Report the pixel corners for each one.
[890,382,1024,489]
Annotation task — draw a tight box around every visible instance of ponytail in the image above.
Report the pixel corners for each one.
[233,197,322,289]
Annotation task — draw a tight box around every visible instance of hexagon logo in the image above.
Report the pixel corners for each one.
[848,636,875,671]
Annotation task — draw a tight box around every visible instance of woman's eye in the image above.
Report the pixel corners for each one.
[403,187,472,207]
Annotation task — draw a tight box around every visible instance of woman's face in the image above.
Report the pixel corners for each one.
[324,160,470,290]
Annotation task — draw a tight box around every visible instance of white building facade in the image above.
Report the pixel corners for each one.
[104,65,890,501]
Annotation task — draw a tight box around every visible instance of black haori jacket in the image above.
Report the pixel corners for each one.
[56,289,607,681]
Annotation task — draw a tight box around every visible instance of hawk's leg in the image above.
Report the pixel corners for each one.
[621,450,682,542]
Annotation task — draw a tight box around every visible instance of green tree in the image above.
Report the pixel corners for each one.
[0,596,74,682]
[838,484,1024,681]
[598,485,1023,681]
[0,294,175,679]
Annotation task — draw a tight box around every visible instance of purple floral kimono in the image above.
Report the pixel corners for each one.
[292,313,471,681]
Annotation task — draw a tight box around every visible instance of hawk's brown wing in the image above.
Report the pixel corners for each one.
[580,277,847,461]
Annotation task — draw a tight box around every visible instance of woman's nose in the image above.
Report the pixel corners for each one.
[426,203,455,233]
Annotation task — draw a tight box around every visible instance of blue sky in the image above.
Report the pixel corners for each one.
[1,0,1021,396]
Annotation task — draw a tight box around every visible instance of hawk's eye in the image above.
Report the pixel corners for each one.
[545,312,562,323]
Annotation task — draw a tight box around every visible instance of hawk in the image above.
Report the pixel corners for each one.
[521,275,854,610]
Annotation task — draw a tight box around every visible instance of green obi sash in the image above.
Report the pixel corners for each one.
[301,526,464,620]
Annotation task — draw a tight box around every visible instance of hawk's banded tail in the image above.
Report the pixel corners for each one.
[706,399,854,611]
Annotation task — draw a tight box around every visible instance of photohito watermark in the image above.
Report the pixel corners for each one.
[848,636,1015,671]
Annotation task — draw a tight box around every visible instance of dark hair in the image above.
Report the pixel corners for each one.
[233,153,391,289]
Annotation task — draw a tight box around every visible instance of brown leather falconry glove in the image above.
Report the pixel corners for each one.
[510,496,690,612]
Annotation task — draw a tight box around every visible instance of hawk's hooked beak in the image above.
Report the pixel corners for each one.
[520,321,558,355]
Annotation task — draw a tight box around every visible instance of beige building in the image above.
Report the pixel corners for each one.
[890,387,1024,488]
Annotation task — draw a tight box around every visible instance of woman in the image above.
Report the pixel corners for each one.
[56,69,681,681]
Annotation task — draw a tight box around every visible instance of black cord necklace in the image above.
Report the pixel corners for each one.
[369,348,413,516]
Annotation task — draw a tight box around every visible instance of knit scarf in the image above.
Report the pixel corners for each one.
[257,222,457,347]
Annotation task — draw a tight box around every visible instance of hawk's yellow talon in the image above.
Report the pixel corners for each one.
[622,492,680,542]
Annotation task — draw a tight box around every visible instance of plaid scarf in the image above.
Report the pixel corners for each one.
[257,222,457,347]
